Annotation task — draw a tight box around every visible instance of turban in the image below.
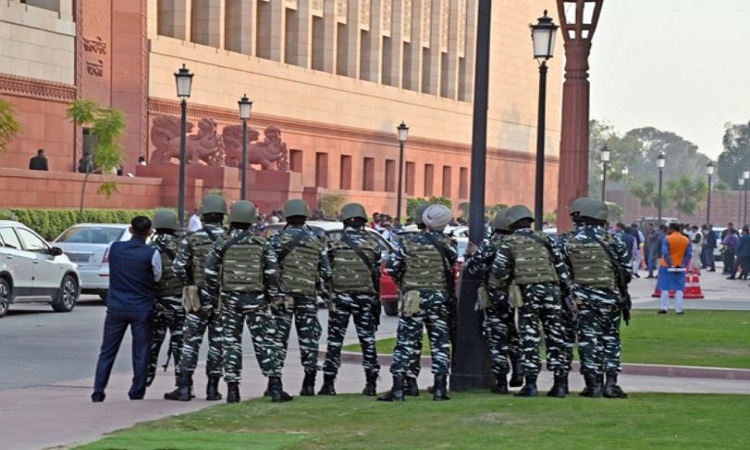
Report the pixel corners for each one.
[422,205,452,231]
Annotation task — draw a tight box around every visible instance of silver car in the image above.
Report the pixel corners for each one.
[53,224,131,300]
[0,220,80,317]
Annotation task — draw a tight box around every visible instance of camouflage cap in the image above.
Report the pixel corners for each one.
[229,200,257,224]
[152,210,179,231]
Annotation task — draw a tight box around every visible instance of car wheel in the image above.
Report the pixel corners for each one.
[0,278,10,318]
[383,301,398,317]
[52,274,79,313]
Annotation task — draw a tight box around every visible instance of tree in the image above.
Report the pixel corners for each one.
[318,193,345,219]
[0,99,22,156]
[66,100,126,218]
[718,121,750,188]
[665,176,707,216]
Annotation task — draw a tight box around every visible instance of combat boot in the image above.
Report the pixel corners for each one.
[362,370,378,396]
[164,372,192,401]
[579,374,602,398]
[226,382,240,404]
[509,355,524,388]
[300,370,317,396]
[514,376,538,397]
[432,374,450,401]
[603,373,628,399]
[377,375,405,402]
[404,377,420,396]
[268,376,293,403]
[491,374,509,394]
[546,372,568,398]
[318,374,337,396]
[206,376,222,401]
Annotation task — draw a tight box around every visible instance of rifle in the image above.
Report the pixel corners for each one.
[592,234,632,326]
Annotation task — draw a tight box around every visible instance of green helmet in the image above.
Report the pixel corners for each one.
[153,210,178,231]
[340,203,367,221]
[201,194,228,215]
[283,198,310,218]
[491,208,510,231]
[569,197,591,217]
[412,203,431,226]
[229,200,257,224]
[505,205,534,227]
[578,199,609,222]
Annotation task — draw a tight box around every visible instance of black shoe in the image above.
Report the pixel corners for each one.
[268,377,293,403]
[206,376,222,401]
[300,370,317,396]
[490,374,509,394]
[603,373,628,399]
[579,374,602,398]
[146,373,155,387]
[404,377,420,396]
[377,376,405,402]
[727,276,736,280]
[318,374,337,396]
[91,392,105,403]
[514,376,538,397]
[546,373,567,398]
[657,309,668,314]
[226,382,240,404]
[634,273,641,278]
[164,373,192,401]
[432,374,450,401]
[362,370,378,397]
[509,356,524,388]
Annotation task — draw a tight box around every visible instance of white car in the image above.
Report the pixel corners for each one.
[0,220,80,317]
[53,224,131,300]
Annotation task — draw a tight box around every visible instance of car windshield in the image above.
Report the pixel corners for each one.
[57,227,125,244]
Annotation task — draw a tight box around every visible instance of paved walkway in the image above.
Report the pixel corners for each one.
[2,267,749,450]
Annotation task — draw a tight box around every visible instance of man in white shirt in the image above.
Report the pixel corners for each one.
[187,208,202,232]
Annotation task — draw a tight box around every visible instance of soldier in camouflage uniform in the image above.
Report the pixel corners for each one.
[318,203,382,396]
[204,201,280,403]
[463,208,524,394]
[264,199,330,397]
[558,198,632,398]
[379,204,457,402]
[146,210,185,390]
[164,194,228,401]
[490,205,572,398]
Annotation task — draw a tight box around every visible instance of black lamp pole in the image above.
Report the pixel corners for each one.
[174,64,193,229]
[238,94,253,200]
[706,162,714,225]
[744,170,749,226]
[396,122,408,221]
[656,152,665,225]
[600,145,610,202]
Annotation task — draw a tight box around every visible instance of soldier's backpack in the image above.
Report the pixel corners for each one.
[567,232,617,290]
[330,231,380,294]
[401,236,446,291]
[220,231,265,293]
[152,235,182,298]
[188,226,221,288]
[278,230,322,296]
[505,232,558,285]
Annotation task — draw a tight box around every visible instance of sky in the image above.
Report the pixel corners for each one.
[588,0,750,160]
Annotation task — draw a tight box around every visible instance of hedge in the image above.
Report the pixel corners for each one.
[0,208,173,241]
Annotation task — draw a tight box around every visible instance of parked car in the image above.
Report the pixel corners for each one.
[53,224,131,300]
[0,220,80,317]
[712,227,727,258]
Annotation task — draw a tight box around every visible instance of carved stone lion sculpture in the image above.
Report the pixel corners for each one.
[249,125,289,171]
[222,124,260,168]
[150,116,223,165]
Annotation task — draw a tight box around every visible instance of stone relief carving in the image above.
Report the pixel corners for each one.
[150,116,289,171]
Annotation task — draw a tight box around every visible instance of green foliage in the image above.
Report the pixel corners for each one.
[542,211,556,225]
[318,193,345,218]
[718,121,750,189]
[0,99,22,155]
[606,202,625,223]
[427,196,452,208]
[665,176,707,216]
[406,196,452,219]
[406,197,428,218]
[65,99,98,126]
[0,208,167,241]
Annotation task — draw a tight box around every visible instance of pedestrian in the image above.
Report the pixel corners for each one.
[187,208,202,233]
[690,225,703,273]
[486,205,571,398]
[729,225,750,280]
[701,224,716,271]
[264,199,329,397]
[319,203,382,396]
[203,200,280,403]
[164,194,228,401]
[657,222,692,314]
[722,229,739,276]
[378,204,456,402]
[463,208,523,394]
[91,216,162,402]
[559,198,631,398]
[146,210,186,391]
[630,223,644,276]
[29,148,49,171]
[646,223,665,278]
[138,155,147,166]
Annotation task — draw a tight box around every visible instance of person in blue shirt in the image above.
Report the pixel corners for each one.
[91,216,162,402]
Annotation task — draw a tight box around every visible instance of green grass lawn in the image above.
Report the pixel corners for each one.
[345,310,750,369]
[79,392,750,450]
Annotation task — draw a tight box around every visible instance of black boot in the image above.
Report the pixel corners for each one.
[603,373,628,399]
[268,376,293,403]
[404,377,420,396]
[362,370,378,396]
[579,374,602,398]
[509,356,524,388]
[546,372,568,398]
[432,374,450,401]
[377,375,405,402]
[226,382,240,404]
[490,374,509,394]
[300,370,316,396]
[164,372,192,401]
[318,374,337,396]
[514,376,538,397]
[206,376,222,401]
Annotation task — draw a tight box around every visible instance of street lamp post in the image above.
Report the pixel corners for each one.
[600,145,610,202]
[174,64,194,229]
[743,170,749,226]
[396,122,409,221]
[656,152,666,224]
[238,94,253,200]
[706,162,714,225]
[738,178,745,225]
[530,10,558,231]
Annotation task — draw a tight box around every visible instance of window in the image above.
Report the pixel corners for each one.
[363,157,375,191]
[424,164,434,196]
[289,149,303,173]
[315,152,329,188]
[442,166,452,198]
[0,228,21,249]
[340,155,352,190]
[385,159,396,192]
[459,167,469,199]
[405,162,416,196]
[15,228,47,253]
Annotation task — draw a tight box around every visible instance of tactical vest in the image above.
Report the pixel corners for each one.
[279,232,321,296]
[330,234,379,294]
[221,236,265,293]
[487,234,505,290]
[505,233,558,285]
[152,237,182,298]
[401,238,446,291]
[189,230,221,287]
[568,237,617,290]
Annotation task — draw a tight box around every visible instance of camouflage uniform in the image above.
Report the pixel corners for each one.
[264,225,331,394]
[147,232,185,387]
[492,227,571,396]
[319,225,382,395]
